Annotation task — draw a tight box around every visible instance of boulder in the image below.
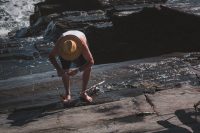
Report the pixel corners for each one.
[111,5,200,58]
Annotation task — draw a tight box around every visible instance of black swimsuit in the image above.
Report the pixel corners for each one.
[59,55,87,69]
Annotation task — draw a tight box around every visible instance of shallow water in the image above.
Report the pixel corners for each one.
[166,0,200,15]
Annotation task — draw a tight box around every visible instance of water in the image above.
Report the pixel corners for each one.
[167,0,200,15]
[0,0,44,37]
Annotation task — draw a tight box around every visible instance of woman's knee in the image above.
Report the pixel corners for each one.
[62,69,70,79]
[84,67,92,72]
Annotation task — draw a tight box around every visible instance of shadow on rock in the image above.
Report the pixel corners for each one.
[109,114,143,123]
[156,120,191,133]
[175,109,200,133]
[95,105,122,114]
[154,108,200,133]
[7,101,63,126]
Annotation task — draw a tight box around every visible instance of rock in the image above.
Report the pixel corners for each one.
[0,49,39,60]
[0,57,200,132]
[112,5,200,57]
[30,0,167,36]
[7,0,200,64]
[0,38,42,60]
[34,41,54,54]
[33,0,167,19]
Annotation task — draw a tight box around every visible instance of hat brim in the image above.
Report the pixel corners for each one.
[58,35,83,61]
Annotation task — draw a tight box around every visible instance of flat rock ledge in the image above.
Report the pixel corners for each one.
[0,87,199,133]
[0,55,200,133]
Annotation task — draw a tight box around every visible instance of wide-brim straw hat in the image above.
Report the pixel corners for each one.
[58,35,82,61]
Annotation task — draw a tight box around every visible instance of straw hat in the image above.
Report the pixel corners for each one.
[58,35,82,61]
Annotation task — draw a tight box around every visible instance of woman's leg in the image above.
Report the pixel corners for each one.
[62,70,71,101]
[81,67,92,102]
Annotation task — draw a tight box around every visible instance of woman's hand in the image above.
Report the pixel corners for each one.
[67,69,79,76]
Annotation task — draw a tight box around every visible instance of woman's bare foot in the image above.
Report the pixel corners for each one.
[80,92,93,103]
[61,95,71,103]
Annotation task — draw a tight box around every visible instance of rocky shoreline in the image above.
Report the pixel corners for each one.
[0,0,200,132]
[23,1,200,63]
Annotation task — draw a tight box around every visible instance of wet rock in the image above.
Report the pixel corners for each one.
[0,38,42,60]
[6,0,200,64]
[0,39,21,49]
[0,49,39,60]
[34,41,54,54]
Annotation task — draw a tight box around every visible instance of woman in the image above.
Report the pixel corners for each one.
[48,30,94,103]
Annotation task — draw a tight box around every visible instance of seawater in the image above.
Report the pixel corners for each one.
[0,0,44,36]
[167,0,200,15]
